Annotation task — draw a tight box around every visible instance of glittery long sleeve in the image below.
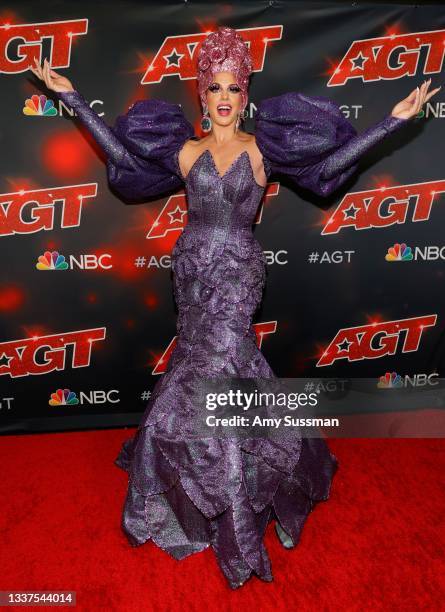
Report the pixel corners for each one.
[254,91,409,197]
[57,90,195,201]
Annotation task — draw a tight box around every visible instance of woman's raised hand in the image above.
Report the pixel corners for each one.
[29,57,74,93]
[391,78,441,120]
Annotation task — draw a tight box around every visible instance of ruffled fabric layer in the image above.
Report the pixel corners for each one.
[115,426,337,587]
[171,228,267,361]
[115,219,338,589]
[254,91,408,196]
[58,89,408,202]
[115,342,338,589]
[108,98,194,201]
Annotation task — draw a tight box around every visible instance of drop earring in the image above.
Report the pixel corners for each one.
[236,108,248,131]
[201,107,212,132]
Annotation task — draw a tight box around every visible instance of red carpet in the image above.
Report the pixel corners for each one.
[1,430,444,611]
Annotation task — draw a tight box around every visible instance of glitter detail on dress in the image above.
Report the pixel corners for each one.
[58,88,408,589]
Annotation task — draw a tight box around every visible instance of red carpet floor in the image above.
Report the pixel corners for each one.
[1,430,444,611]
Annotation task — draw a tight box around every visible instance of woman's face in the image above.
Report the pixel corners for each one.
[205,71,243,128]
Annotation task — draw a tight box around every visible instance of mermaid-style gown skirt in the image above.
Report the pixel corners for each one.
[54,86,408,589]
[113,151,338,589]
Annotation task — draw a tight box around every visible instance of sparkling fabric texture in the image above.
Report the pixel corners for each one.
[58,89,408,588]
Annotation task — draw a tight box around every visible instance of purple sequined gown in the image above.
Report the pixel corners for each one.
[59,89,407,588]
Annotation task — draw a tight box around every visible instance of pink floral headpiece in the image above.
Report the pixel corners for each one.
[196,27,253,112]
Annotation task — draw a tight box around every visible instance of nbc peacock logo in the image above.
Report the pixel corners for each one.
[377,372,404,388]
[23,94,58,117]
[385,243,413,262]
[36,251,69,270]
[49,388,79,406]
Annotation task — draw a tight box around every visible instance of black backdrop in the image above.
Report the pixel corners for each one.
[1,1,444,433]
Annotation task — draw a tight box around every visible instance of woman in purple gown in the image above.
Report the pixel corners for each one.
[30,26,438,589]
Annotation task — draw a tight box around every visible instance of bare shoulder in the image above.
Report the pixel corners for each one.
[243,132,268,186]
[243,131,259,145]
[181,137,201,153]
[243,131,263,161]
[180,136,207,158]
[177,137,202,177]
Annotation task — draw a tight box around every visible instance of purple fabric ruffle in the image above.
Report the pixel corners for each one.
[254,91,408,196]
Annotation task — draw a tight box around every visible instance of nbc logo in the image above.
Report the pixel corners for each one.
[377,371,439,388]
[49,388,79,406]
[377,372,404,388]
[49,388,120,405]
[35,250,112,270]
[385,243,413,262]
[36,251,69,270]
[23,94,57,117]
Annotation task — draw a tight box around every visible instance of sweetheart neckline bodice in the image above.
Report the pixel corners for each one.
[176,147,267,191]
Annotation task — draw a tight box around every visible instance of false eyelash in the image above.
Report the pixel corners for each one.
[208,84,241,93]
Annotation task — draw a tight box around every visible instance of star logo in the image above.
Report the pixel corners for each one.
[343,204,360,220]
[164,48,184,68]
[0,353,12,367]
[349,51,368,71]
[337,338,352,352]
[167,205,187,224]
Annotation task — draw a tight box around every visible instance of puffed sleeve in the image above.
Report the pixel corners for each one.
[254,91,409,197]
[57,90,195,202]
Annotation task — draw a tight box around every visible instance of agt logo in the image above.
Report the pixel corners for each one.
[385,242,445,262]
[36,250,112,270]
[0,19,88,74]
[141,25,283,84]
[377,371,439,388]
[0,184,98,236]
[327,28,445,86]
[2,20,442,89]
[23,94,105,117]
[322,180,445,235]
[49,387,120,405]
[317,314,437,367]
[0,327,106,378]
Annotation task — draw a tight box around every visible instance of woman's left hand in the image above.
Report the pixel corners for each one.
[391,78,441,120]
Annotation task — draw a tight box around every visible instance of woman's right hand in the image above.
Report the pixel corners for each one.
[29,57,75,93]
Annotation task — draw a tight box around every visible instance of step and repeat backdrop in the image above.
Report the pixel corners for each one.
[1,1,444,433]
